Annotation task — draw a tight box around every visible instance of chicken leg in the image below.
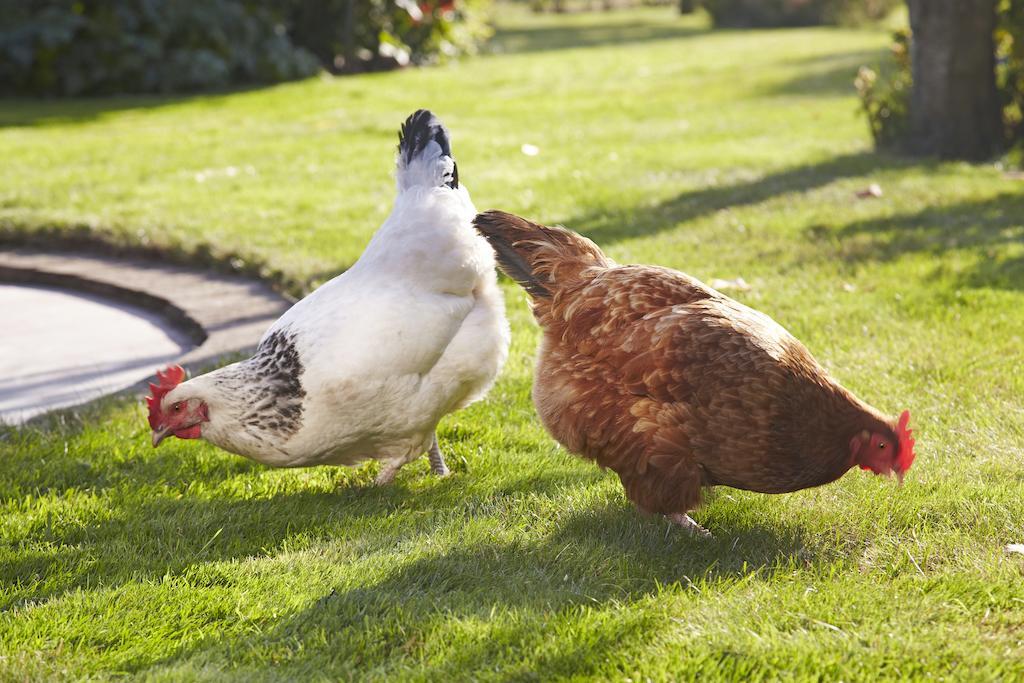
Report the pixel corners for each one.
[666,512,712,538]
[374,463,400,486]
[373,435,449,485]
[427,434,450,477]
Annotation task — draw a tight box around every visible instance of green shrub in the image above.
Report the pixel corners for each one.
[996,0,1024,152]
[0,1,320,96]
[854,29,911,149]
[704,0,899,27]
[275,0,492,73]
[0,0,491,96]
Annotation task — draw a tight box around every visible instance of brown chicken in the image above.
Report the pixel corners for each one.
[474,210,915,536]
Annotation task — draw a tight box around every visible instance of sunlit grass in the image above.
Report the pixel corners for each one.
[1,6,1022,680]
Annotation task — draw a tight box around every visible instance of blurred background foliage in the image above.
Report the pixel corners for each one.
[700,0,899,27]
[514,0,677,14]
[0,0,1020,162]
[997,0,1024,158]
[524,0,897,25]
[0,0,492,96]
[855,0,1023,160]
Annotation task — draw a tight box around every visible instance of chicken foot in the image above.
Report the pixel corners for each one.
[427,434,450,477]
[373,435,449,485]
[374,464,400,486]
[666,513,712,538]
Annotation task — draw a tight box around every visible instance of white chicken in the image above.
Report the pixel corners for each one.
[147,110,510,483]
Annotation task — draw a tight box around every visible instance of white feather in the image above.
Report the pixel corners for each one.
[173,149,509,471]
[396,140,455,191]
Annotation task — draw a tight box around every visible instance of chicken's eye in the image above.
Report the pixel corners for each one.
[173,402,184,412]
[877,442,886,450]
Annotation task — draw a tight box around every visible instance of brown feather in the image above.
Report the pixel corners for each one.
[479,211,902,519]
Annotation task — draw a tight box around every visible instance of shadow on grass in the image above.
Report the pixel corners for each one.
[0,430,262,499]
[763,47,889,97]
[132,501,812,676]
[0,82,284,129]
[0,93,197,129]
[3,400,817,677]
[3,424,814,677]
[0,454,601,609]
[488,19,708,55]
[810,192,1024,290]
[564,151,916,246]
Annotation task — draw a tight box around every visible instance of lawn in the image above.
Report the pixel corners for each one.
[2,6,1024,680]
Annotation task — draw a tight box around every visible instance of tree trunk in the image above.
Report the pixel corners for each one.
[906,0,1003,160]
[679,0,699,13]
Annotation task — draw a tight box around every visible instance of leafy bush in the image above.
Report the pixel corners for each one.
[0,1,320,96]
[996,0,1024,154]
[704,0,899,27]
[277,0,492,73]
[856,0,1024,157]
[0,0,491,96]
[518,0,676,13]
[854,29,911,149]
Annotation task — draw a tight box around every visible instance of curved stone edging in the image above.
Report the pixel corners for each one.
[0,263,208,346]
[0,248,292,418]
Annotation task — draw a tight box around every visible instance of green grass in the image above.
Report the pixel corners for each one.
[3,6,1024,680]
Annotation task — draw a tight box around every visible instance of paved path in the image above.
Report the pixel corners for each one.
[0,249,293,425]
[0,285,192,424]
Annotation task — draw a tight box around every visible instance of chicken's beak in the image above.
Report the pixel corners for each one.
[896,470,905,486]
[152,426,171,448]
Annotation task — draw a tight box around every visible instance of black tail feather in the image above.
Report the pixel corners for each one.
[473,211,552,299]
[398,109,458,189]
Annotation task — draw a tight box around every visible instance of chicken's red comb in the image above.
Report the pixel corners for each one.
[895,409,916,474]
[146,365,186,429]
